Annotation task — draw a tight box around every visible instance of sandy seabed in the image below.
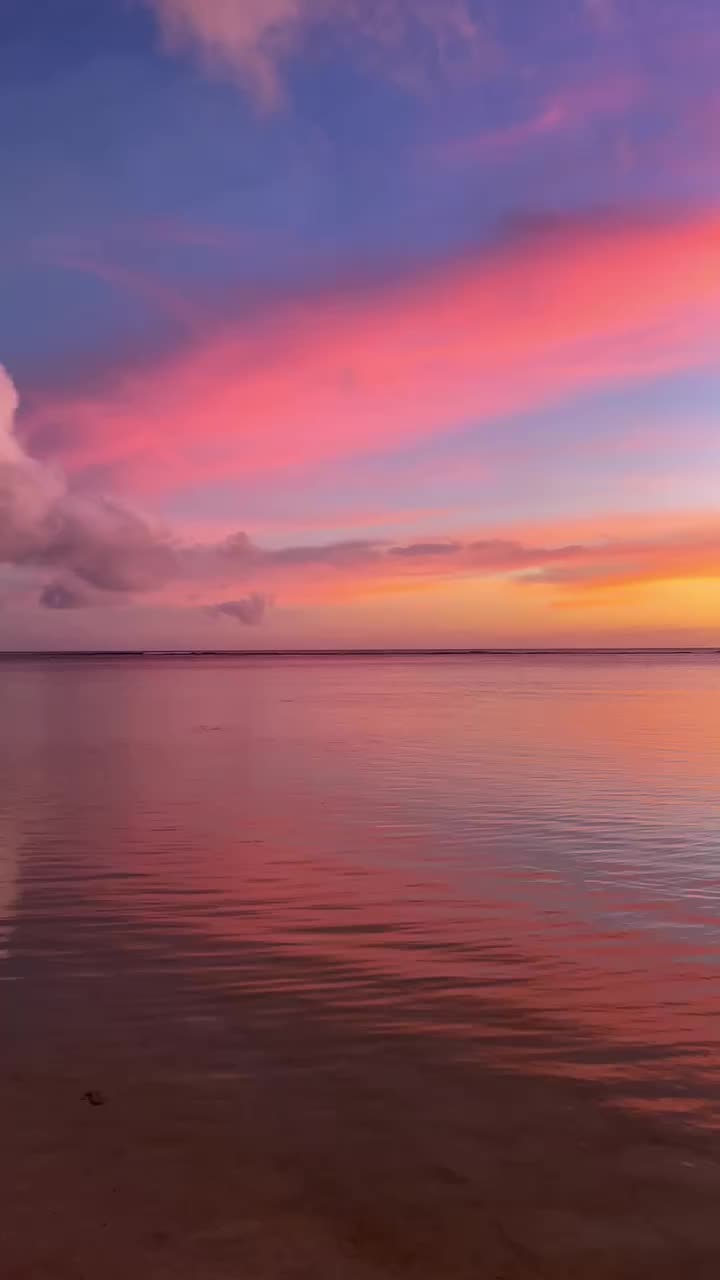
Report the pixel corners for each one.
[2,953,720,1280]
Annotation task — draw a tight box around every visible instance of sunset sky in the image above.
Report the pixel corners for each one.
[1,0,719,648]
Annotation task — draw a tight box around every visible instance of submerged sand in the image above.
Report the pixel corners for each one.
[2,956,720,1280]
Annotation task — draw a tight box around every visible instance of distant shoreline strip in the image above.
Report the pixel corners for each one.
[0,649,718,660]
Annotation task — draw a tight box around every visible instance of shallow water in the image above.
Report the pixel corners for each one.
[1,653,719,1126]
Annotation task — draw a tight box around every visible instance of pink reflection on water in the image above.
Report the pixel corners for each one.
[3,653,720,1123]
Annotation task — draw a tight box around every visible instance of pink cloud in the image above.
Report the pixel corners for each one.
[128,514,720,614]
[147,0,302,109]
[26,207,720,495]
[6,358,720,615]
[652,89,720,184]
[41,250,204,334]
[584,0,620,34]
[145,0,486,109]
[440,76,641,166]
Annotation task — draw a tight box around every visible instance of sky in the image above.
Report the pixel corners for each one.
[1,0,719,649]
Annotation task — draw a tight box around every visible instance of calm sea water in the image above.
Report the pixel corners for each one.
[1,654,719,1125]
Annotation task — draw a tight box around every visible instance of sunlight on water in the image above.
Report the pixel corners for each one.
[1,653,719,1125]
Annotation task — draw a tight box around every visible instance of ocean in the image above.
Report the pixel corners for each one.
[1,652,719,1276]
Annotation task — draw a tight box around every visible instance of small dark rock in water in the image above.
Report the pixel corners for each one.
[83,1090,107,1107]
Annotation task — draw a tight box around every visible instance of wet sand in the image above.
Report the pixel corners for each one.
[2,932,720,1280]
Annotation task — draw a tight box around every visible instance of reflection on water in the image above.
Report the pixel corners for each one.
[1,654,719,1124]
[0,811,19,961]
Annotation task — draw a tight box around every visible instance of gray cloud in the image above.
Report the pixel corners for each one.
[209,594,269,625]
[1,364,184,602]
[467,539,584,570]
[24,498,179,592]
[39,581,89,610]
[390,541,458,558]
[1,369,279,613]
[266,539,378,567]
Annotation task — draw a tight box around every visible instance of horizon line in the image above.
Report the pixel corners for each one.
[1,647,718,660]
